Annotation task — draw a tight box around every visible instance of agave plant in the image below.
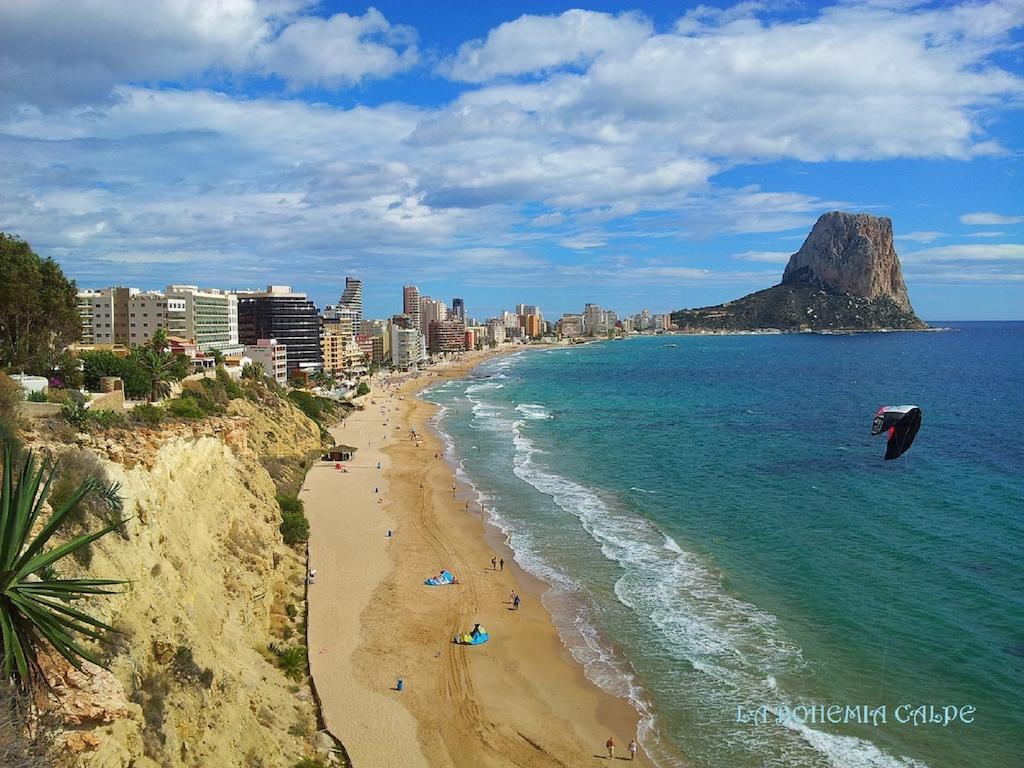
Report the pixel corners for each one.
[1,447,126,685]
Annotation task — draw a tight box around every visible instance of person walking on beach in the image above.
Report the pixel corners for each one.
[499,558,504,571]
[628,738,638,760]
[491,557,497,570]
[512,593,520,611]
[606,737,615,759]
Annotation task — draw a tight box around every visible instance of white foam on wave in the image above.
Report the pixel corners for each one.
[506,417,928,768]
[515,402,553,420]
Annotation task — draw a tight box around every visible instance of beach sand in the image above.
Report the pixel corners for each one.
[305,350,646,766]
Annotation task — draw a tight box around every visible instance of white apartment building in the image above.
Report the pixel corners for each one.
[486,319,507,344]
[390,326,424,369]
[244,339,288,385]
[165,285,239,352]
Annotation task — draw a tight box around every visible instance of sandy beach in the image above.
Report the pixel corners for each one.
[304,349,646,767]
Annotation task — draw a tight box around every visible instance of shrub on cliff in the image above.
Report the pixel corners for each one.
[356,382,370,397]
[166,397,205,419]
[277,494,309,546]
[131,403,165,426]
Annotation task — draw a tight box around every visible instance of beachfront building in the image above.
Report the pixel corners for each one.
[428,319,467,354]
[651,314,671,331]
[237,286,322,373]
[502,310,519,329]
[321,329,364,375]
[557,314,583,339]
[128,291,188,347]
[360,319,391,365]
[419,296,448,337]
[584,303,606,336]
[390,326,424,369]
[339,277,363,328]
[520,313,542,338]
[165,285,239,353]
[403,285,421,331]
[244,339,288,385]
[634,309,652,331]
[485,319,506,344]
[452,297,465,320]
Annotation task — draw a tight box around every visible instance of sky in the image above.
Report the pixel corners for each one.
[1,1,1022,322]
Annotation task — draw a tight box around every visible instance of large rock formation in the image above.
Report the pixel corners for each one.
[672,211,926,331]
[782,212,912,311]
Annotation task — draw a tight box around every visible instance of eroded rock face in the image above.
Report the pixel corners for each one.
[782,212,913,312]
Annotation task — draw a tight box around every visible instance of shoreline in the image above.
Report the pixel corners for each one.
[305,348,648,766]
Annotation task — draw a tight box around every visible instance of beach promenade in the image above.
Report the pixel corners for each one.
[304,351,644,766]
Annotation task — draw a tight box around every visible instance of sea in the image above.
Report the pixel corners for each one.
[422,322,1023,768]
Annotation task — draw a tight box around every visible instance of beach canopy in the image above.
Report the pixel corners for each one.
[424,569,455,586]
[870,405,922,460]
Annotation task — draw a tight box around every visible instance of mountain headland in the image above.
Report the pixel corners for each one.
[672,212,928,331]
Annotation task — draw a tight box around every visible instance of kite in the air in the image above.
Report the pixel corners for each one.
[871,405,922,460]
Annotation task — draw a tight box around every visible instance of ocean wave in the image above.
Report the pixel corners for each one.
[506,418,925,768]
[515,403,553,420]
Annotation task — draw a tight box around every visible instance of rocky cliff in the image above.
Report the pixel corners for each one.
[24,395,334,768]
[672,212,927,331]
[782,212,912,311]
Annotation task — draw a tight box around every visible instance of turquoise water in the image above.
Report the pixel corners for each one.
[422,324,1023,768]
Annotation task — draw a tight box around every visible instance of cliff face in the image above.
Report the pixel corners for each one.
[782,212,912,311]
[30,396,330,768]
[672,212,926,331]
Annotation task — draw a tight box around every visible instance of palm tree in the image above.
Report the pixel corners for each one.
[147,329,169,354]
[135,348,176,402]
[1,447,125,686]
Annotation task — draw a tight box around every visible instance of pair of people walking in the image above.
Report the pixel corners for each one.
[606,736,638,760]
[490,556,503,571]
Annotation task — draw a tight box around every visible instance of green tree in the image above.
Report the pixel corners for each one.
[0,447,125,685]
[79,351,149,399]
[0,234,81,376]
[241,361,265,381]
[208,348,224,365]
[133,348,176,402]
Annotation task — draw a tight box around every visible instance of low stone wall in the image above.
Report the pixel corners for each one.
[18,401,63,418]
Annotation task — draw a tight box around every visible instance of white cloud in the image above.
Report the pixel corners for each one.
[732,250,793,263]
[441,9,651,82]
[895,231,944,243]
[256,8,418,88]
[901,244,1024,262]
[959,212,1023,225]
[451,0,1024,162]
[0,1,417,110]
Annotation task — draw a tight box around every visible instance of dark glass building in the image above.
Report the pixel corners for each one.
[237,287,322,372]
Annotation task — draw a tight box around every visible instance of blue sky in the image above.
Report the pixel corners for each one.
[1,1,1022,321]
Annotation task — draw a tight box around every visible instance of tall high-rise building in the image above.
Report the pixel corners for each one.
[419,296,448,336]
[452,297,465,320]
[584,303,606,336]
[339,277,363,328]
[403,285,421,331]
[237,285,322,372]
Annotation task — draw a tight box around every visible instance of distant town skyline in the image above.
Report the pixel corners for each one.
[1,1,1022,320]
